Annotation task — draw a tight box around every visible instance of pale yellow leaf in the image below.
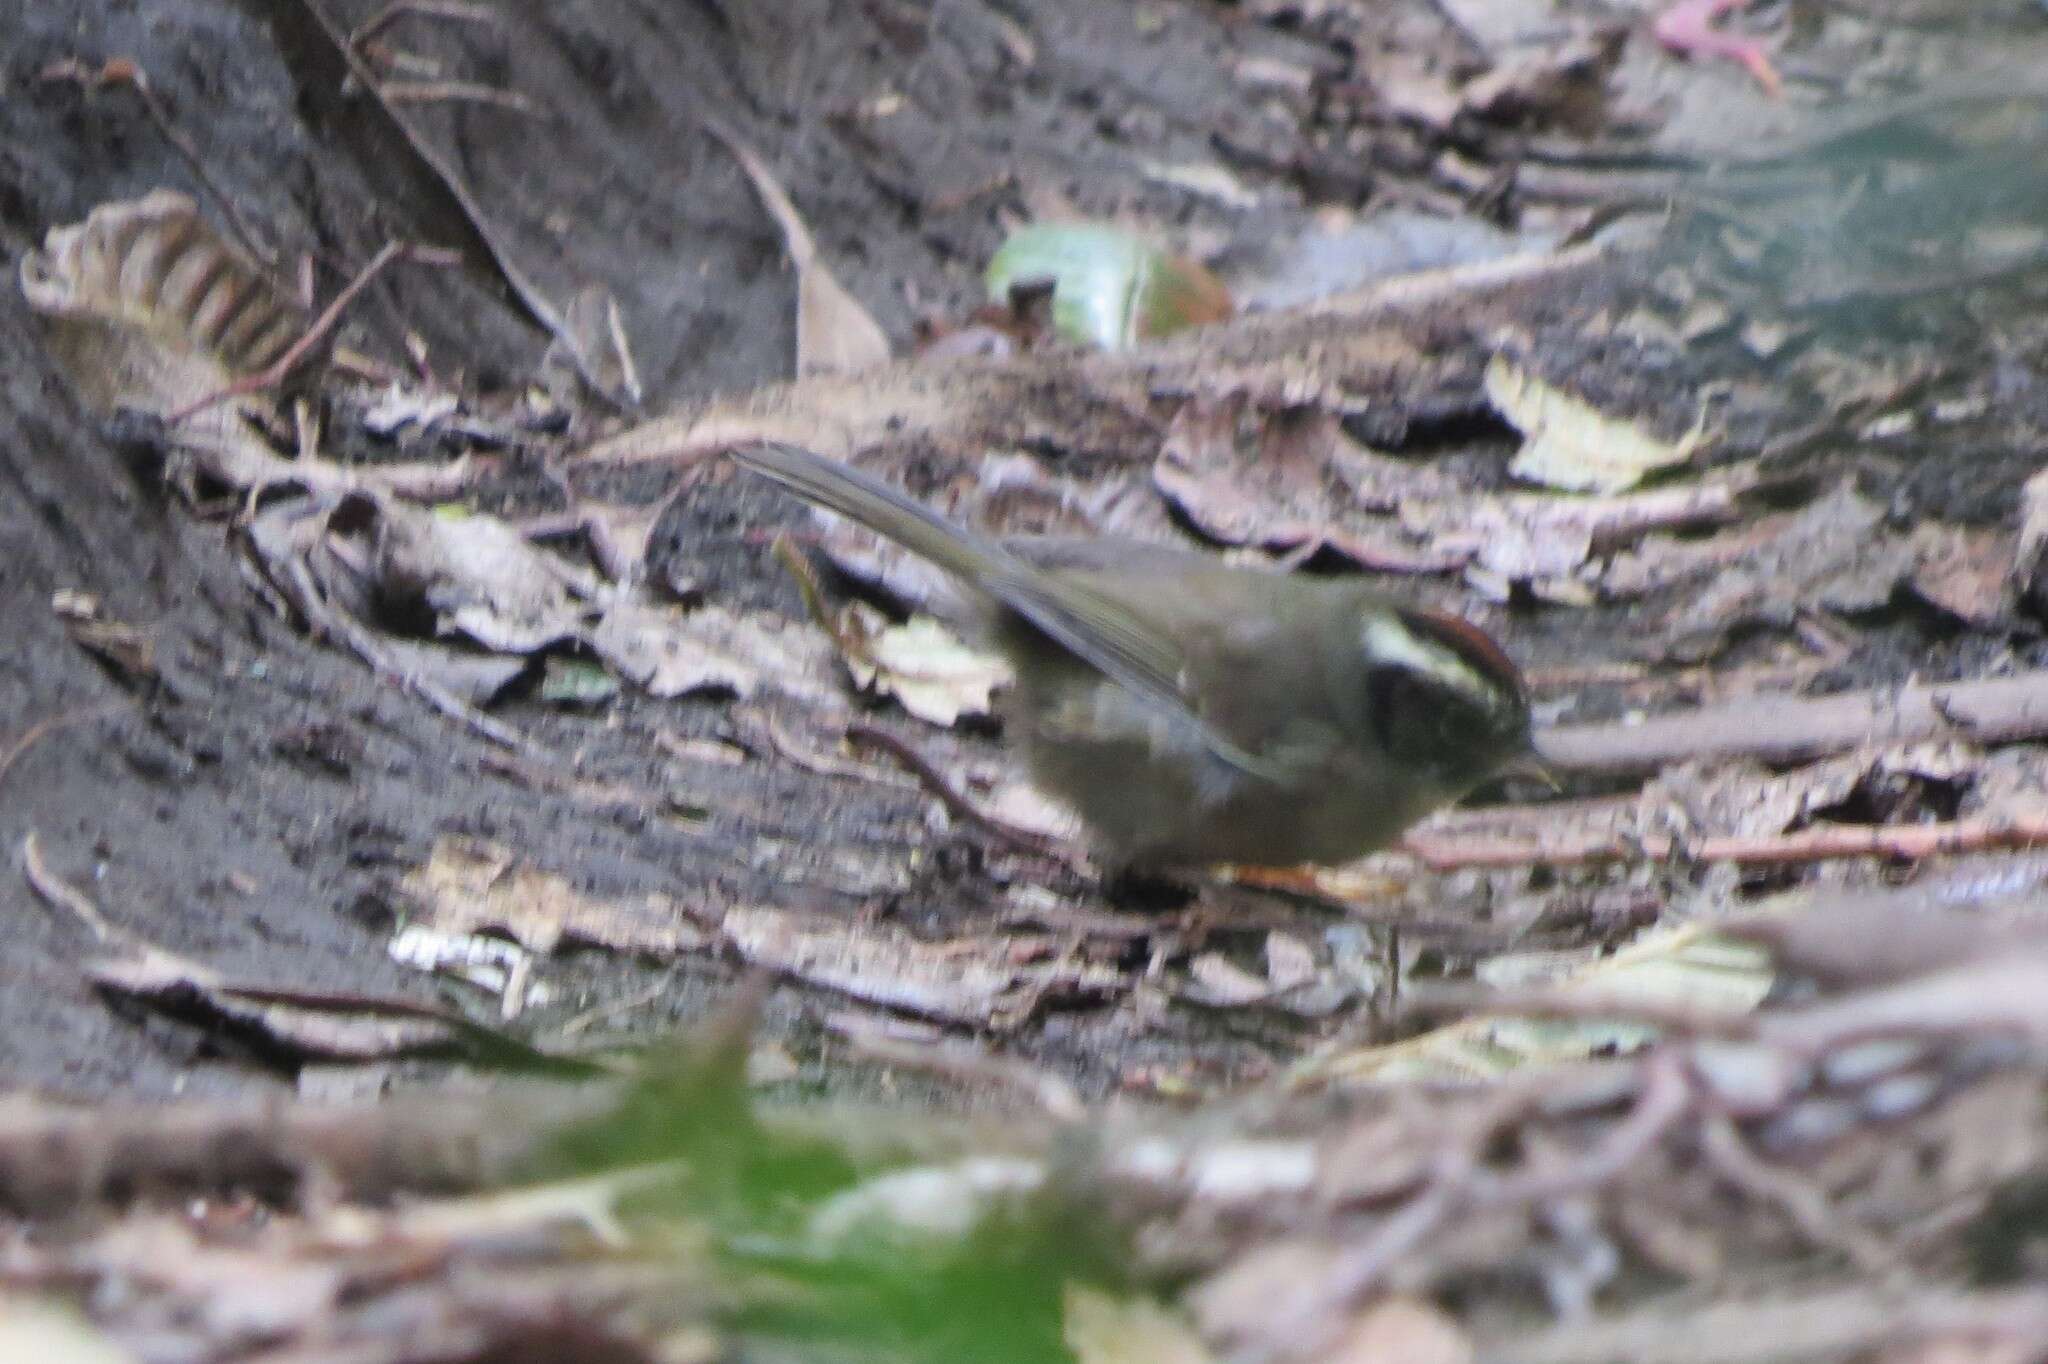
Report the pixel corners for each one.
[1487,354,1700,493]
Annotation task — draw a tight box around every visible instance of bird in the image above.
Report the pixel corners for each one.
[733,442,1533,870]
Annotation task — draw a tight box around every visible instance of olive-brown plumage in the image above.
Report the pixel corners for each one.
[735,442,1531,869]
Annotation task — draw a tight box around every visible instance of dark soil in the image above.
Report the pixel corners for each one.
[0,0,1374,1101]
[7,0,2048,1111]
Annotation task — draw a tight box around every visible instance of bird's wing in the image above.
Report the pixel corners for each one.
[734,443,1276,776]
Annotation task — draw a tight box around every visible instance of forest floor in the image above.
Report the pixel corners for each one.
[6,1,2048,1360]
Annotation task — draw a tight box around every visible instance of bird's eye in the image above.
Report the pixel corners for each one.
[1364,664,1431,755]
[1367,665,1489,765]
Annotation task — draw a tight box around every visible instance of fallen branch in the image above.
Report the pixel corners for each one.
[1487,1285,2048,1364]
[1407,809,2048,872]
[0,1087,615,1213]
[1536,668,2048,779]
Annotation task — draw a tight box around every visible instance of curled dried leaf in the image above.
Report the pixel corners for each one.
[709,124,890,377]
[20,189,304,382]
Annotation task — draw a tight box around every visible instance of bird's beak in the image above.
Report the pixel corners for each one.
[1501,750,1563,793]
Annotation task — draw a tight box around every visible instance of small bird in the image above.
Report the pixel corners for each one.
[734,442,1532,870]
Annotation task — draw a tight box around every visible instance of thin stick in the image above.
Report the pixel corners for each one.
[348,0,504,47]
[1535,668,2048,779]
[1407,809,2048,872]
[0,702,127,792]
[1397,982,1757,1039]
[21,832,119,942]
[378,80,538,114]
[168,241,413,423]
[843,724,1062,856]
[831,1016,1086,1120]
[1697,1111,1900,1276]
[39,58,277,267]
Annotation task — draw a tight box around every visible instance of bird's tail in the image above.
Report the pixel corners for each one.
[729,442,1016,586]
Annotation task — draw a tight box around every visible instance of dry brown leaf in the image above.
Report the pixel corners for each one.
[403,835,713,956]
[1329,1296,1473,1364]
[712,125,890,377]
[1306,923,1773,1083]
[19,189,301,383]
[374,636,530,704]
[1401,475,1749,600]
[20,190,303,483]
[1761,951,2048,1052]
[1153,399,1461,572]
[1910,522,2013,627]
[288,494,847,709]
[836,604,1012,726]
[22,195,471,506]
[1637,753,1876,844]
[358,380,459,436]
[721,905,1024,1025]
[2013,466,2048,614]
[368,502,602,654]
[1065,1285,1218,1364]
[1190,1240,1347,1350]
[984,778,1086,843]
[1265,932,1318,992]
[1725,890,2048,990]
[587,601,840,703]
[83,1217,348,1341]
[1598,507,1794,601]
[1187,952,1275,1007]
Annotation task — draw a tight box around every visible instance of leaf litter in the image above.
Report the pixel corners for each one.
[34,171,2048,1357]
[27,8,2048,1362]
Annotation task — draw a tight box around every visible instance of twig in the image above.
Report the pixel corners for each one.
[0,1087,618,1212]
[300,1,575,350]
[1407,809,2048,872]
[276,547,532,752]
[0,702,128,792]
[38,58,277,267]
[348,0,504,47]
[747,709,918,791]
[20,832,120,943]
[1473,1050,1694,1206]
[829,1014,1086,1120]
[1398,982,1756,1040]
[1536,668,2048,779]
[1697,1111,1900,1276]
[1486,1286,2048,1364]
[378,80,538,113]
[843,724,1064,857]
[168,241,415,423]
[1296,1052,1692,1351]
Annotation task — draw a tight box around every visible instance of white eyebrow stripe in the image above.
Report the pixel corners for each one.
[1362,616,1488,698]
